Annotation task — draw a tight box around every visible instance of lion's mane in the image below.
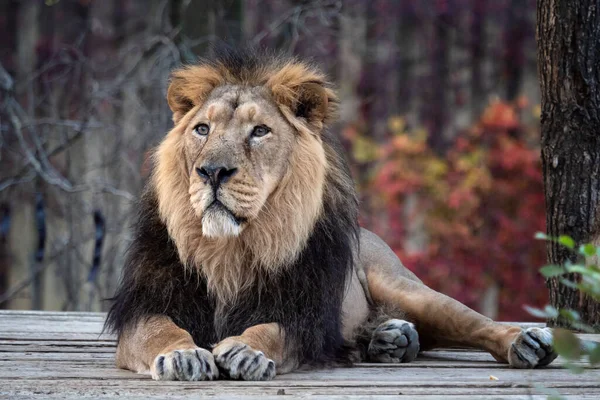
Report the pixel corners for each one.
[106,47,359,364]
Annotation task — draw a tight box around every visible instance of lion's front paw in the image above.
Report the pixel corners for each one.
[508,327,557,368]
[213,340,276,381]
[152,348,219,381]
[368,319,420,363]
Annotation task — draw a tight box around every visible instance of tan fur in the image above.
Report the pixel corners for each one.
[337,229,555,369]
[154,58,336,304]
[167,58,337,126]
[364,269,523,361]
[168,66,226,123]
[116,316,198,375]
[213,323,298,374]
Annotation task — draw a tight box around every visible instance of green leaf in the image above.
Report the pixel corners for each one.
[533,383,566,400]
[559,278,579,290]
[547,396,567,400]
[581,273,600,286]
[558,235,575,249]
[579,243,597,257]
[569,321,597,334]
[524,305,548,319]
[544,305,558,318]
[543,305,559,318]
[588,264,600,273]
[564,362,585,374]
[523,305,558,319]
[553,328,582,360]
[589,343,600,365]
[540,265,566,278]
[535,232,549,240]
[558,308,580,322]
[566,264,593,275]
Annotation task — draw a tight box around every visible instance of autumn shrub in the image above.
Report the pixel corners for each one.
[346,98,547,320]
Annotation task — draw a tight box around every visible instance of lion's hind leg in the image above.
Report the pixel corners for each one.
[366,268,558,368]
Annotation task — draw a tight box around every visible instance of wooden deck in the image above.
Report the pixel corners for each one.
[0,311,598,399]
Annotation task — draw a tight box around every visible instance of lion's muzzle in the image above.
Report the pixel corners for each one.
[196,164,238,190]
[201,200,244,238]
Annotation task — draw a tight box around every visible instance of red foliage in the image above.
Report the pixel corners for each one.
[351,100,547,321]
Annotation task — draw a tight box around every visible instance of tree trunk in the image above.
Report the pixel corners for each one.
[364,0,400,142]
[337,0,366,127]
[15,0,41,310]
[0,205,9,308]
[427,3,451,153]
[470,0,486,117]
[537,0,600,328]
[504,0,526,101]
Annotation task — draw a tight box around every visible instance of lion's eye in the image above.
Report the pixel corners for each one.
[193,123,210,136]
[251,125,271,138]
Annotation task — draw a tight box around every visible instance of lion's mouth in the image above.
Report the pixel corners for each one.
[208,200,246,224]
[201,200,247,238]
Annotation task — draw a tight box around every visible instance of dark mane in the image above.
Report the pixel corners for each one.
[209,44,265,78]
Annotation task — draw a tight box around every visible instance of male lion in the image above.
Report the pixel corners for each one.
[106,48,556,381]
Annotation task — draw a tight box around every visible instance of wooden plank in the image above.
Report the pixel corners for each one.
[0,339,116,346]
[0,310,598,399]
[0,352,114,361]
[0,332,115,340]
[0,351,596,371]
[1,379,599,399]
[0,310,105,318]
[0,319,107,332]
[1,343,598,368]
[0,360,598,383]
[0,341,116,353]
[1,322,107,333]
[0,389,598,400]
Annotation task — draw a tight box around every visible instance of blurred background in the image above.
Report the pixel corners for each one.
[0,0,545,320]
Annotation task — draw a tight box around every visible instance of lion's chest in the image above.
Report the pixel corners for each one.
[172,272,293,348]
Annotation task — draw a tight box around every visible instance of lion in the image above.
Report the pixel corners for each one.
[106,47,557,381]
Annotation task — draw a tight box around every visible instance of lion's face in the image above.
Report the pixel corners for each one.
[154,52,342,285]
[184,86,296,238]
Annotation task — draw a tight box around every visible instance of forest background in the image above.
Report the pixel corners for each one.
[0,0,544,320]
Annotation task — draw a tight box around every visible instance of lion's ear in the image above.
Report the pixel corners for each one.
[167,66,224,124]
[294,82,332,126]
[267,63,337,130]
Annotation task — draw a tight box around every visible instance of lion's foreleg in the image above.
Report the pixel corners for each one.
[367,269,557,368]
[115,315,218,380]
[212,323,296,380]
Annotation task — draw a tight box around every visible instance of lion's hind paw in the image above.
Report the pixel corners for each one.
[508,327,557,368]
[368,319,420,363]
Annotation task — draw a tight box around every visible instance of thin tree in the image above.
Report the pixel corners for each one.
[537,0,600,327]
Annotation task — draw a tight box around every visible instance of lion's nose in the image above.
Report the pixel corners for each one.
[196,165,238,187]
